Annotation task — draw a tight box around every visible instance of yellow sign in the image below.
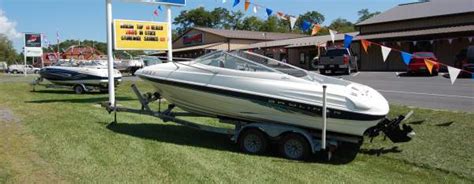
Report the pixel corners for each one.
[113,19,169,50]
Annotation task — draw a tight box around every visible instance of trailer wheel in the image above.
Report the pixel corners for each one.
[238,129,268,155]
[73,85,85,94]
[279,133,310,160]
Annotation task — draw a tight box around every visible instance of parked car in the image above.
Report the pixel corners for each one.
[318,48,358,75]
[7,64,40,74]
[0,62,7,73]
[454,46,474,77]
[407,52,440,76]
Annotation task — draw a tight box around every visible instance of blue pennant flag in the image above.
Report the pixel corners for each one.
[233,0,240,7]
[401,52,412,65]
[301,20,312,32]
[266,8,273,16]
[158,5,163,11]
[344,34,353,49]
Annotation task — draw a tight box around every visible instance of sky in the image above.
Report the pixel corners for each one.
[0,0,414,52]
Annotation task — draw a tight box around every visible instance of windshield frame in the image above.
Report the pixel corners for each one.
[191,50,315,81]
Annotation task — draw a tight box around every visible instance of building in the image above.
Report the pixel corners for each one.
[241,32,359,70]
[355,0,474,71]
[169,27,307,58]
[61,45,105,60]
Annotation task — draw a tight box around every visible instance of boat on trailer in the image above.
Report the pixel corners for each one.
[104,51,414,160]
[35,61,122,94]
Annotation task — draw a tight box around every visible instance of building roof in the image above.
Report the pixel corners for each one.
[180,27,307,41]
[357,0,474,26]
[240,32,359,49]
[356,25,474,40]
[173,42,226,52]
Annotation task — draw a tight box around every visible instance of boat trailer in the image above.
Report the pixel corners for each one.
[31,77,107,94]
[101,84,414,160]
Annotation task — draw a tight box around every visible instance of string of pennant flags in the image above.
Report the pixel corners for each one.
[342,34,474,85]
[231,0,322,35]
[229,0,473,84]
[149,0,473,84]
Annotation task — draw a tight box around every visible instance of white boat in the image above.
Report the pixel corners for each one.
[39,61,122,90]
[135,51,405,138]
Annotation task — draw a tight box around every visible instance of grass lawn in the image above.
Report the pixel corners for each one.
[0,74,473,183]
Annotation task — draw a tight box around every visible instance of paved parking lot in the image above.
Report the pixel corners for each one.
[341,72,474,112]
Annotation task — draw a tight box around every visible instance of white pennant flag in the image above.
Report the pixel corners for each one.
[448,39,453,44]
[329,29,337,44]
[253,6,258,13]
[469,37,473,43]
[381,46,391,62]
[430,40,434,45]
[396,42,401,46]
[412,41,417,46]
[289,16,298,30]
[447,66,461,85]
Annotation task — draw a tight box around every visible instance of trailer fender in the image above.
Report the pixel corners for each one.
[233,123,319,153]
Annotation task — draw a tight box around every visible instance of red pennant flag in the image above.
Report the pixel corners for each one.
[244,0,250,11]
[361,39,371,53]
[424,59,436,74]
[153,9,158,16]
[311,24,321,36]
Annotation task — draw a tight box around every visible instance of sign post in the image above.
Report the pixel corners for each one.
[105,0,185,107]
[166,5,173,62]
[106,0,115,106]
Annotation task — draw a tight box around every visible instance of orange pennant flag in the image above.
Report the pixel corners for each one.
[424,59,436,74]
[361,39,371,53]
[311,24,321,36]
[244,0,250,11]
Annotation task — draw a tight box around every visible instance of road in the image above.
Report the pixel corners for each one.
[341,72,474,112]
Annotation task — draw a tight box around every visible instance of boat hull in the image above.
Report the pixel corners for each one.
[141,76,384,137]
[40,67,122,87]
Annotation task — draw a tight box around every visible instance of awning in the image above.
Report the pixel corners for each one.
[173,42,226,52]
[356,25,474,40]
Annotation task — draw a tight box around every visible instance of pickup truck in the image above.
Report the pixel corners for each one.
[7,64,40,74]
[318,48,358,75]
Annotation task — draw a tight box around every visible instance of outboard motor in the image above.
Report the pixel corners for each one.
[365,114,415,143]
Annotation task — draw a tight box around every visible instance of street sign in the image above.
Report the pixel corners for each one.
[113,19,169,51]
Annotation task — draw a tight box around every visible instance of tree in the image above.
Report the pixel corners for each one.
[0,34,18,65]
[260,16,289,33]
[240,16,265,31]
[174,7,215,34]
[295,11,325,34]
[328,18,356,33]
[357,9,381,23]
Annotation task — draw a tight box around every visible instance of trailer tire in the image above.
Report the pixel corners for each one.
[279,133,310,160]
[238,129,268,155]
[73,85,85,94]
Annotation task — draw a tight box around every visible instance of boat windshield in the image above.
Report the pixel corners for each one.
[192,51,314,80]
[52,60,106,67]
